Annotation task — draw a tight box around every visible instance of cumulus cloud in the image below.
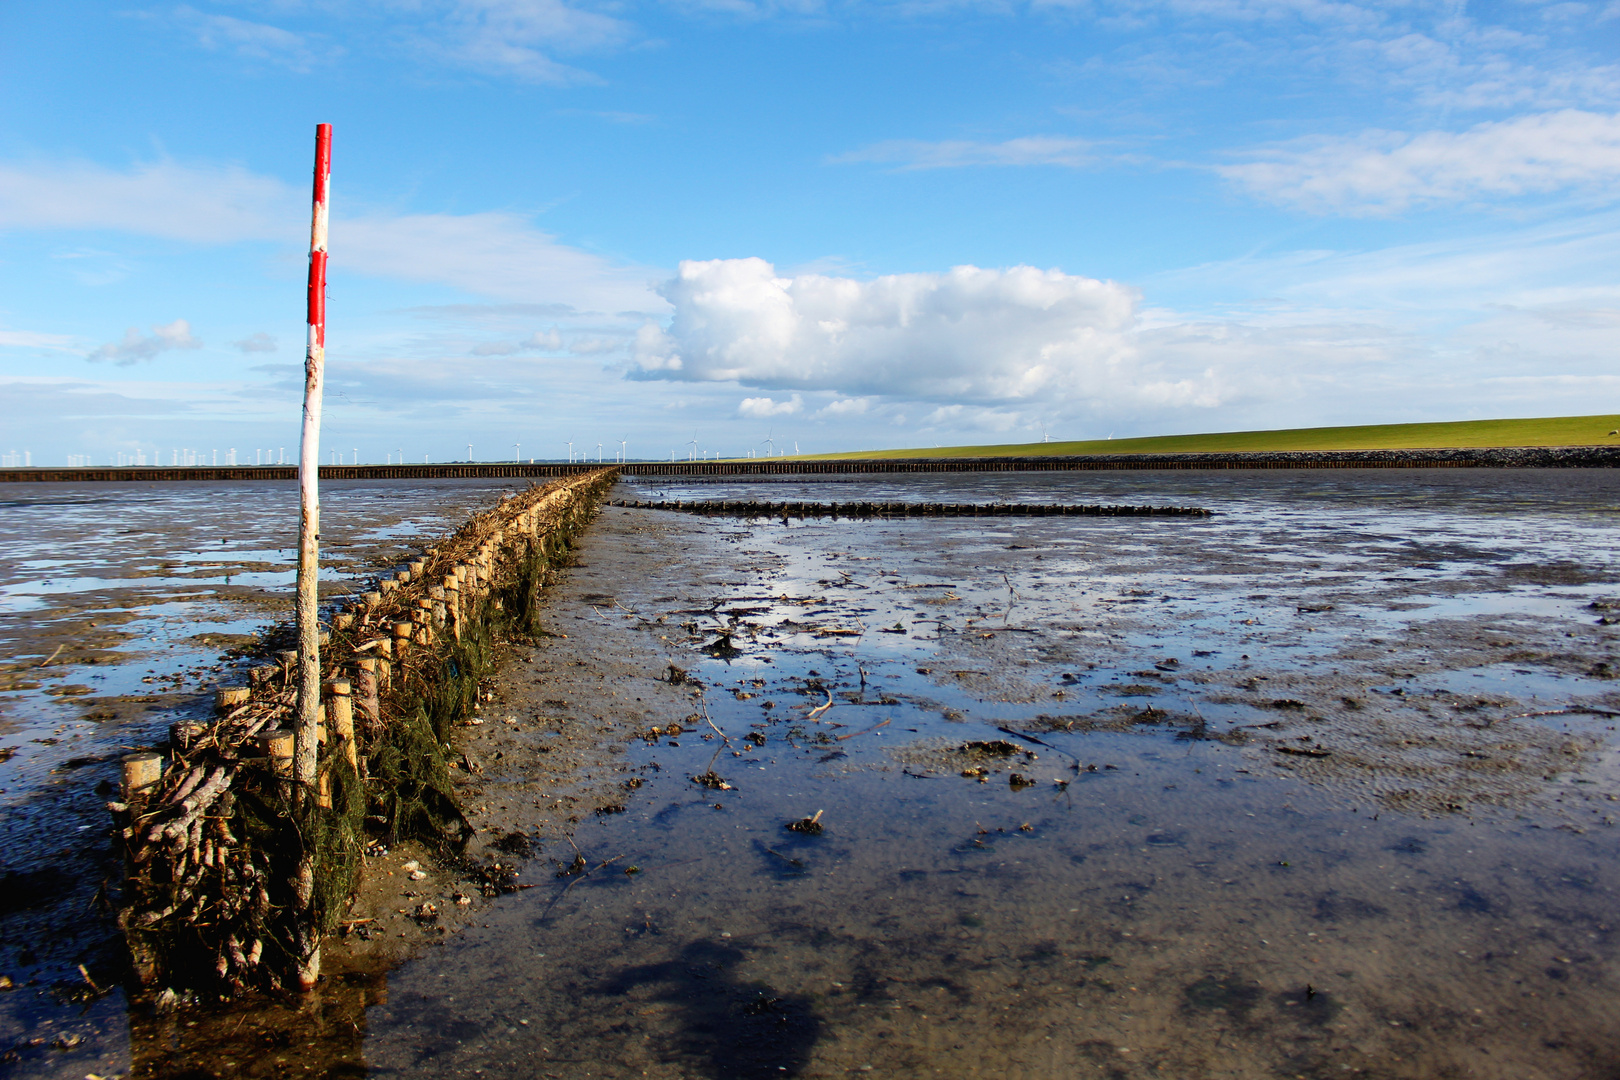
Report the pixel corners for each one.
[631,258,1176,406]
[88,320,203,365]
[832,136,1097,170]
[1221,110,1620,213]
[738,393,803,418]
[233,332,278,354]
[816,397,871,416]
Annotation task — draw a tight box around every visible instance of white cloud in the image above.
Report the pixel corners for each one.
[816,396,871,416]
[0,157,664,309]
[567,335,627,354]
[470,328,563,355]
[440,0,633,83]
[161,0,630,84]
[339,212,663,310]
[233,332,279,353]
[632,258,1199,407]
[0,328,77,350]
[88,320,204,365]
[832,136,1097,170]
[1222,110,1620,213]
[175,6,337,69]
[0,159,296,243]
[738,393,803,418]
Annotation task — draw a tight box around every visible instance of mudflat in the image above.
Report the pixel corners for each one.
[7,468,1619,1079]
[361,470,1620,1079]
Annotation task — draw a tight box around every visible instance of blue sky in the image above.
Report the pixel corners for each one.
[2,0,1618,463]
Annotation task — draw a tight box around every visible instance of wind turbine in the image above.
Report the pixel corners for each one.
[596,441,603,463]
[760,428,775,457]
[688,432,698,461]
[1041,423,1052,444]
[514,441,520,462]
[466,443,473,462]
[619,435,627,463]
[566,438,574,463]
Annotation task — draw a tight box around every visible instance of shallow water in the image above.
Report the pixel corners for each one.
[8,469,1620,1079]
[0,478,530,1079]
[357,470,1620,1079]
[0,479,527,791]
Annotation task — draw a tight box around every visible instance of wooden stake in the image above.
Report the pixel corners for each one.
[353,659,380,736]
[294,123,331,794]
[446,583,462,641]
[258,730,294,777]
[293,121,331,993]
[121,752,163,803]
[325,680,357,772]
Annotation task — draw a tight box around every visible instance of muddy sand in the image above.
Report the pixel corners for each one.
[9,468,1620,1079]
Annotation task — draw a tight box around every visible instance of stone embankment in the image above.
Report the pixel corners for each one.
[107,469,615,996]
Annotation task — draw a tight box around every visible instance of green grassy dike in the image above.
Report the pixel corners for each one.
[795,414,1620,460]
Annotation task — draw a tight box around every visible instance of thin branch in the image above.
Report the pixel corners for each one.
[1503,706,1620,721]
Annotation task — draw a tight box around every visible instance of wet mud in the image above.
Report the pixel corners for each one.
[8,469,1620,1079]
[358,469,1620,1079]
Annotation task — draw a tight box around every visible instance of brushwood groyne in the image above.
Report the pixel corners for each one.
[109,470,615,996]
[6,444,1620,484]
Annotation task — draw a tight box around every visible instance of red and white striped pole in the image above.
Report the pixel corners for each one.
[293,122,330,990]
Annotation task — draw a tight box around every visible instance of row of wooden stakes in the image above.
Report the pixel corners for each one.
[610,498,1213,518]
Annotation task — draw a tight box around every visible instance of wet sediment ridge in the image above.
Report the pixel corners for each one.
[361,471,1616,1079]
[611,498,1212,517]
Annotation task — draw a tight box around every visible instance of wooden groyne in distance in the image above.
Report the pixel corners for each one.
[110,469,616,995]
[5,443,1620,484]
[613,499,1212,518]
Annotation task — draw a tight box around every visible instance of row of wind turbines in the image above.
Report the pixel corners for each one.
[560,437,631,464]
[342,422,1055,467]
[679,428,798,462]
[549,430,800,464]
